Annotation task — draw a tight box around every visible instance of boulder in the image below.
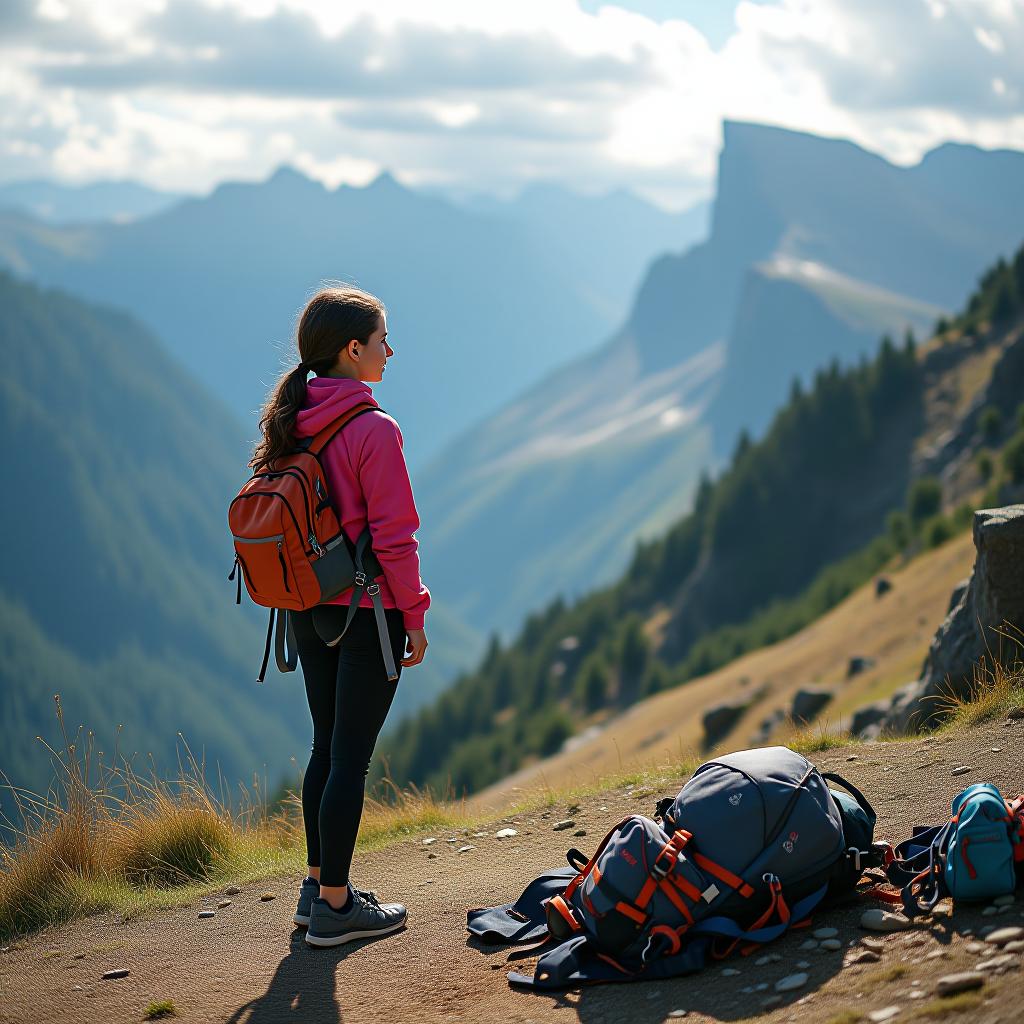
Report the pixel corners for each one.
[884,505,1024,733]
[847,656,876,678]
[791,688,833,723]
[702,702,747,748]
[875,576,893,597]
[850,701,889,738]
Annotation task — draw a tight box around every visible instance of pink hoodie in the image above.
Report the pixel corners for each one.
[293,376,430,631]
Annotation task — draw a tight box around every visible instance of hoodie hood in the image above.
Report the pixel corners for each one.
[293,376,380,438]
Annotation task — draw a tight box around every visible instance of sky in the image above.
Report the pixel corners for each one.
[1,0,1022,209]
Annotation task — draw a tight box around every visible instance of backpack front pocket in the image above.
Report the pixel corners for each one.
[232,534,292,596]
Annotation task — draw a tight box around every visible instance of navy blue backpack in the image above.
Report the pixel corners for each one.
[467,747,882,990]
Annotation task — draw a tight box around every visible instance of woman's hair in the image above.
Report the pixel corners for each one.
[249,285,385,473]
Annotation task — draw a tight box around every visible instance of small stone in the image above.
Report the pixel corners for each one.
[821,939,842,951]
[846,950,881,965]
[799,940,818,950]
[1004,940,1024,952]
[925,949,947,960]
[861,937,886,952]
[198,910,216,919]
[861,909,911,932]
[774,972,808,992]
[722,967,740,976]
[847,755,859,761]
[983,906,999,916]
[259,892,275,902]
[936,972,984,996]
[573,830,587,837]
[967,942,984,952]
[813,927,839,939]
[976,953,1016,972]
[102,969,129,980]
[991,747,1002,752]
[472,832,488,838]
[494,828,517,839]
[868,1008,900,1023]
[427,852,438,859]
[446,837,457,843]
[998,904,1014,914]
[761,995,782,1008]
[741,986,754,994]
[217,900,232,909]
[754,955,772,966]
[755,983,768,991]
[951,766,972,775]
[422,837,437,845]
[668,1011,688,1018]
[224,885,241,896]
[985,926,1024,945]
[796,960,811,969]
[458,845,476,853]
[552,820,575,831]
[907,990,926,1000]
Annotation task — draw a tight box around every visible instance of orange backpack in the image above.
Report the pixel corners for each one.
[227,402,397,683]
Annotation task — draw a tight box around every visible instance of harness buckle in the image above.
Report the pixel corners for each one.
[354,571,367,587]
[366,583,381,597]
[848,847,863,872]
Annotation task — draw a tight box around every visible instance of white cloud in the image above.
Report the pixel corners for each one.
[1,0,1022,207]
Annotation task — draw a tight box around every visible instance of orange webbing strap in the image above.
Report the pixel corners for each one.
[668,871,703,904]
[564,815,634,901]
[650,829,692,880]
[649,924,684,957]
[712,876,787,960]
[307,403,379,455]
[691,852,755,898]
[658,879,695,925]
[596,952,634,975]
[860,885,904,905]
[547,895,582,933]
[615,901,646,924]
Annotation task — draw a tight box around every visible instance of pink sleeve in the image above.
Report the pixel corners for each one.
[356,414,431,630]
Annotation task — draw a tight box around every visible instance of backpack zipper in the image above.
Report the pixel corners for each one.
[229,491,314,558]
[276,540,292,593]
[255,467,316,540]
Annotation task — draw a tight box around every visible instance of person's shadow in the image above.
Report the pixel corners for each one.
[225,925,405,1023]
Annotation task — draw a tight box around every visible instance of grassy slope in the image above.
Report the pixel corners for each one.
[467,528,976,813]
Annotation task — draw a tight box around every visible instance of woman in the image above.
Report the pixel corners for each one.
[250,285,430,947]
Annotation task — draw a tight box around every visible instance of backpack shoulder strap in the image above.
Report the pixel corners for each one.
[297,403,385,456]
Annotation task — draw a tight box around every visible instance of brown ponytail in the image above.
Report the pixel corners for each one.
[249,285,385,473]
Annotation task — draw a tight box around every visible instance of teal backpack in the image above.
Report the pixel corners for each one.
[884,782,1021,915]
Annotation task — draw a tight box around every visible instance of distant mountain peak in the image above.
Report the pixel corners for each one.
[265,164,322,191]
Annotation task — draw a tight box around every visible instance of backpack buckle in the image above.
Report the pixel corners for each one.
[367,583,381,597]
[847,847,863,872]
[355,571,367,587]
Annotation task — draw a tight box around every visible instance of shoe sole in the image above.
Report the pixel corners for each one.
[304,915,407,947]
[293,913,310,927]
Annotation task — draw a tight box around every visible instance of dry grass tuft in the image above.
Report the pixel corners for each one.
[934,626,1024,731]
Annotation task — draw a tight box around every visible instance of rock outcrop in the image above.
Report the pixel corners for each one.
[878,505,1024,733]
[791,688,833,723]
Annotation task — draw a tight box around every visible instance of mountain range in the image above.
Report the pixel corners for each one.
[0,170,702,472]
[413,121,1024,639]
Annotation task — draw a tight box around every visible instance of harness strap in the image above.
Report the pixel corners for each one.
[691,853,755,898]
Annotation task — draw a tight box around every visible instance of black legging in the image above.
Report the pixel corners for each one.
[291,604,407,887]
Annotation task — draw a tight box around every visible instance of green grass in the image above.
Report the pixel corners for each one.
[143,1000,177,1020]
[914,991,985,1018]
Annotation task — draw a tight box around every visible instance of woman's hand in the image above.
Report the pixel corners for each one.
[401,628,428,668]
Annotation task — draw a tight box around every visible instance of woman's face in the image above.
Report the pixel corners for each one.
[351,314,393,383]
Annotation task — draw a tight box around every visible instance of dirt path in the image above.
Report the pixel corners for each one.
[2,718,1022,1024]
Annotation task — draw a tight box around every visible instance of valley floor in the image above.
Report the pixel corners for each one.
[3,716,1022,1024]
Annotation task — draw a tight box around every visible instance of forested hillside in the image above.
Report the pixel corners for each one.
[378,242,1024,796]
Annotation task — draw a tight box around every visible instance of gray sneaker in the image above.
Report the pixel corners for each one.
[304,890,408,947]
[293,879,394,928]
